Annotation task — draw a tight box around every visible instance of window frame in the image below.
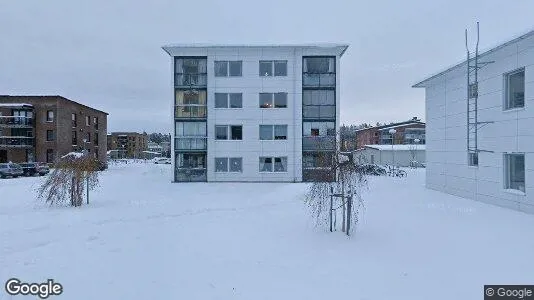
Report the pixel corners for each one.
[504,153,526,193]
[259,156,288,172]
[46,130,55,142]
[503,67,525,110]
[46,110,54,122]
[215,60,242,77]
[260,60,287,77]
[259,125,288,140]
[215,157,243,173]
[214,93,243,109]
[259,92,288,109]
[468,152,478,167]
[215,125,243,140]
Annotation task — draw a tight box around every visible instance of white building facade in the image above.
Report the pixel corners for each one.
[414,30,534,214]
[162,44,348,182]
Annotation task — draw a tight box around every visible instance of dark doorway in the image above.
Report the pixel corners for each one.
[0,150,7,163]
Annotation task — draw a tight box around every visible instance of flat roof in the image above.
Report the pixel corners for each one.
[361,144,426,151]
[162,43,349,57]
[413,28,534,88]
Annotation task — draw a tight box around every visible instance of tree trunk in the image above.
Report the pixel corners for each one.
[341,176,346,232]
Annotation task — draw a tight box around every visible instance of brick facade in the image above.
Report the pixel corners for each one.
[0,96,108,163]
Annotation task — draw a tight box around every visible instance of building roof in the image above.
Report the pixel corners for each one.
[0,103,33,108]
[162,43,349,57]
[355,118,425,132]
[361,144,426,151]
[0,95,108,115]
[413,28,534,88]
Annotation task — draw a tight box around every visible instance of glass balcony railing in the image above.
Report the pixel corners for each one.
[175,105,207,119]
[302,136,336,151]
[175,137,207,151]
[0,117,34,127]
[175,168,207,182]
[0,136,34,147]
[175,74,207,87]
[303,73,335,87]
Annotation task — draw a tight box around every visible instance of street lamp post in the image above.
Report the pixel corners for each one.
[389,129,397,166]
[83,138,89,204]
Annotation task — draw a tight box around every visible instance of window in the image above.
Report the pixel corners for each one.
[303,57,335,73]
[215,125,242,140]
[86,116,90,126]
[215,93,243,108]
[259,93,287,108]
[95,133,99,146]
[259,125,287,140]
[72,113,77,127]
[46,149,54,163]
[215,61,242,77]
[504,153,525,192]
[175,90,207,118]
[303,90,335,119]
[46,110,54,122]
[504,68,525,110]
[215,157,242,172]
[259,157,287,172]
[72,131,77,145]
[303,122,335,136]
[46,130,54,141]
[468,152,478,166]
[260,60,287,77]
[94,117,99,130]
[86,132,91,143]
[176,122,206,136]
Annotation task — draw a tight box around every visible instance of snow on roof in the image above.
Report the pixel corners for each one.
[61,152,84,159]
[0,103,33,108]
[362,144,426,151]
[413,28,534,87]
[162,43,349,57]
[142,151,161,154]
[378,122,425,131]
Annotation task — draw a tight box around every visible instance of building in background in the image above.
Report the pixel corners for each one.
[0,95,108,163]
[107,132,148,159]
[354,144,426,167]
[355,117,425,149]
[413,29,534,214]
[163,43,348,182]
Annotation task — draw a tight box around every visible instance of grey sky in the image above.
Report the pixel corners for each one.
[1,0,533,133]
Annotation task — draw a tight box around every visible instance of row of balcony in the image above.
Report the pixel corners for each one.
[0,117,34,128]
[173,136,335,151]
[174,73,335,88]
[0,137,34,148]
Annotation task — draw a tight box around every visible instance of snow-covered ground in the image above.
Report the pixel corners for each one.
[1,162,533,300]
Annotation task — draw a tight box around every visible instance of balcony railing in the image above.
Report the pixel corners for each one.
[175,168,207,182]
[303,73,335,87]
[0,136,34,148]
[302,136,336,151]
[0,116,34,128]
[175,137,207,151]
[175,74,207,87]
[175,105,207,119]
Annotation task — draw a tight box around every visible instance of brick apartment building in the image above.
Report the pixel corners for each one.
[355,117,426,149]
[107,132,148,159]
[0,96,108,163]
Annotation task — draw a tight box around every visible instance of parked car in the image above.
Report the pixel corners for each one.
[154,157,171,164]
[19,162,50,176]
[0,163,24,178]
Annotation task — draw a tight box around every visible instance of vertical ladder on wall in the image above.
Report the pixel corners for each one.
[465,22,494,161]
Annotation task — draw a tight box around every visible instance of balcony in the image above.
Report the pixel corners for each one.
[303,73,335,87]
[175,74,207,88]
[302,136,336,151]
[175,105,207,119]
[175,137,207,151]
[0,116,34,128]
[0,136,34,148]
[175,168,207,182]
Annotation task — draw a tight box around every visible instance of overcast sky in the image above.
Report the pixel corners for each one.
[1,0,533,133]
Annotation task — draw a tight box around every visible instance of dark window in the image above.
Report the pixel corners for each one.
[274,125,287,140]
[215,126,228,140]
[303,57,335,73]
[505,68,525,110]
[311,129,320,136]
[214,61,228,77]
[86,116,90,126]
[86,132,91,143]
[72,131,77,145]
[259,157,273,172]
[274,93,287,108]
[215,158,228,172]
[259,125,273,140]
[46,149,54,163]
[94,117,99,130]
[274,157,287,172]
[229,158,242,172]
[215,93,242,108]
[95,133,99,145]
[215,93,228,108]
[274,61,287,76]
[260,125,287,140]
[259,61,273,76]
[229,61,242,76]
[504,153,525,192]
[229,93,242,108]
[46,130,54,141]
[230,126,242,140]
[260,93,273,108]
[46,110,54,122]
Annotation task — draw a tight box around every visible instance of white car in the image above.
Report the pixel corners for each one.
[154,157,171,164]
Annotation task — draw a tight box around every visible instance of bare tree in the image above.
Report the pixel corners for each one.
[304,133,367,236]
[38,153,100,207]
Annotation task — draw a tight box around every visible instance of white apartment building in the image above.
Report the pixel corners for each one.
[162,44,348,182]
[413,29,534,214]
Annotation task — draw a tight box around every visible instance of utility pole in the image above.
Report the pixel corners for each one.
[83,139,89,205]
